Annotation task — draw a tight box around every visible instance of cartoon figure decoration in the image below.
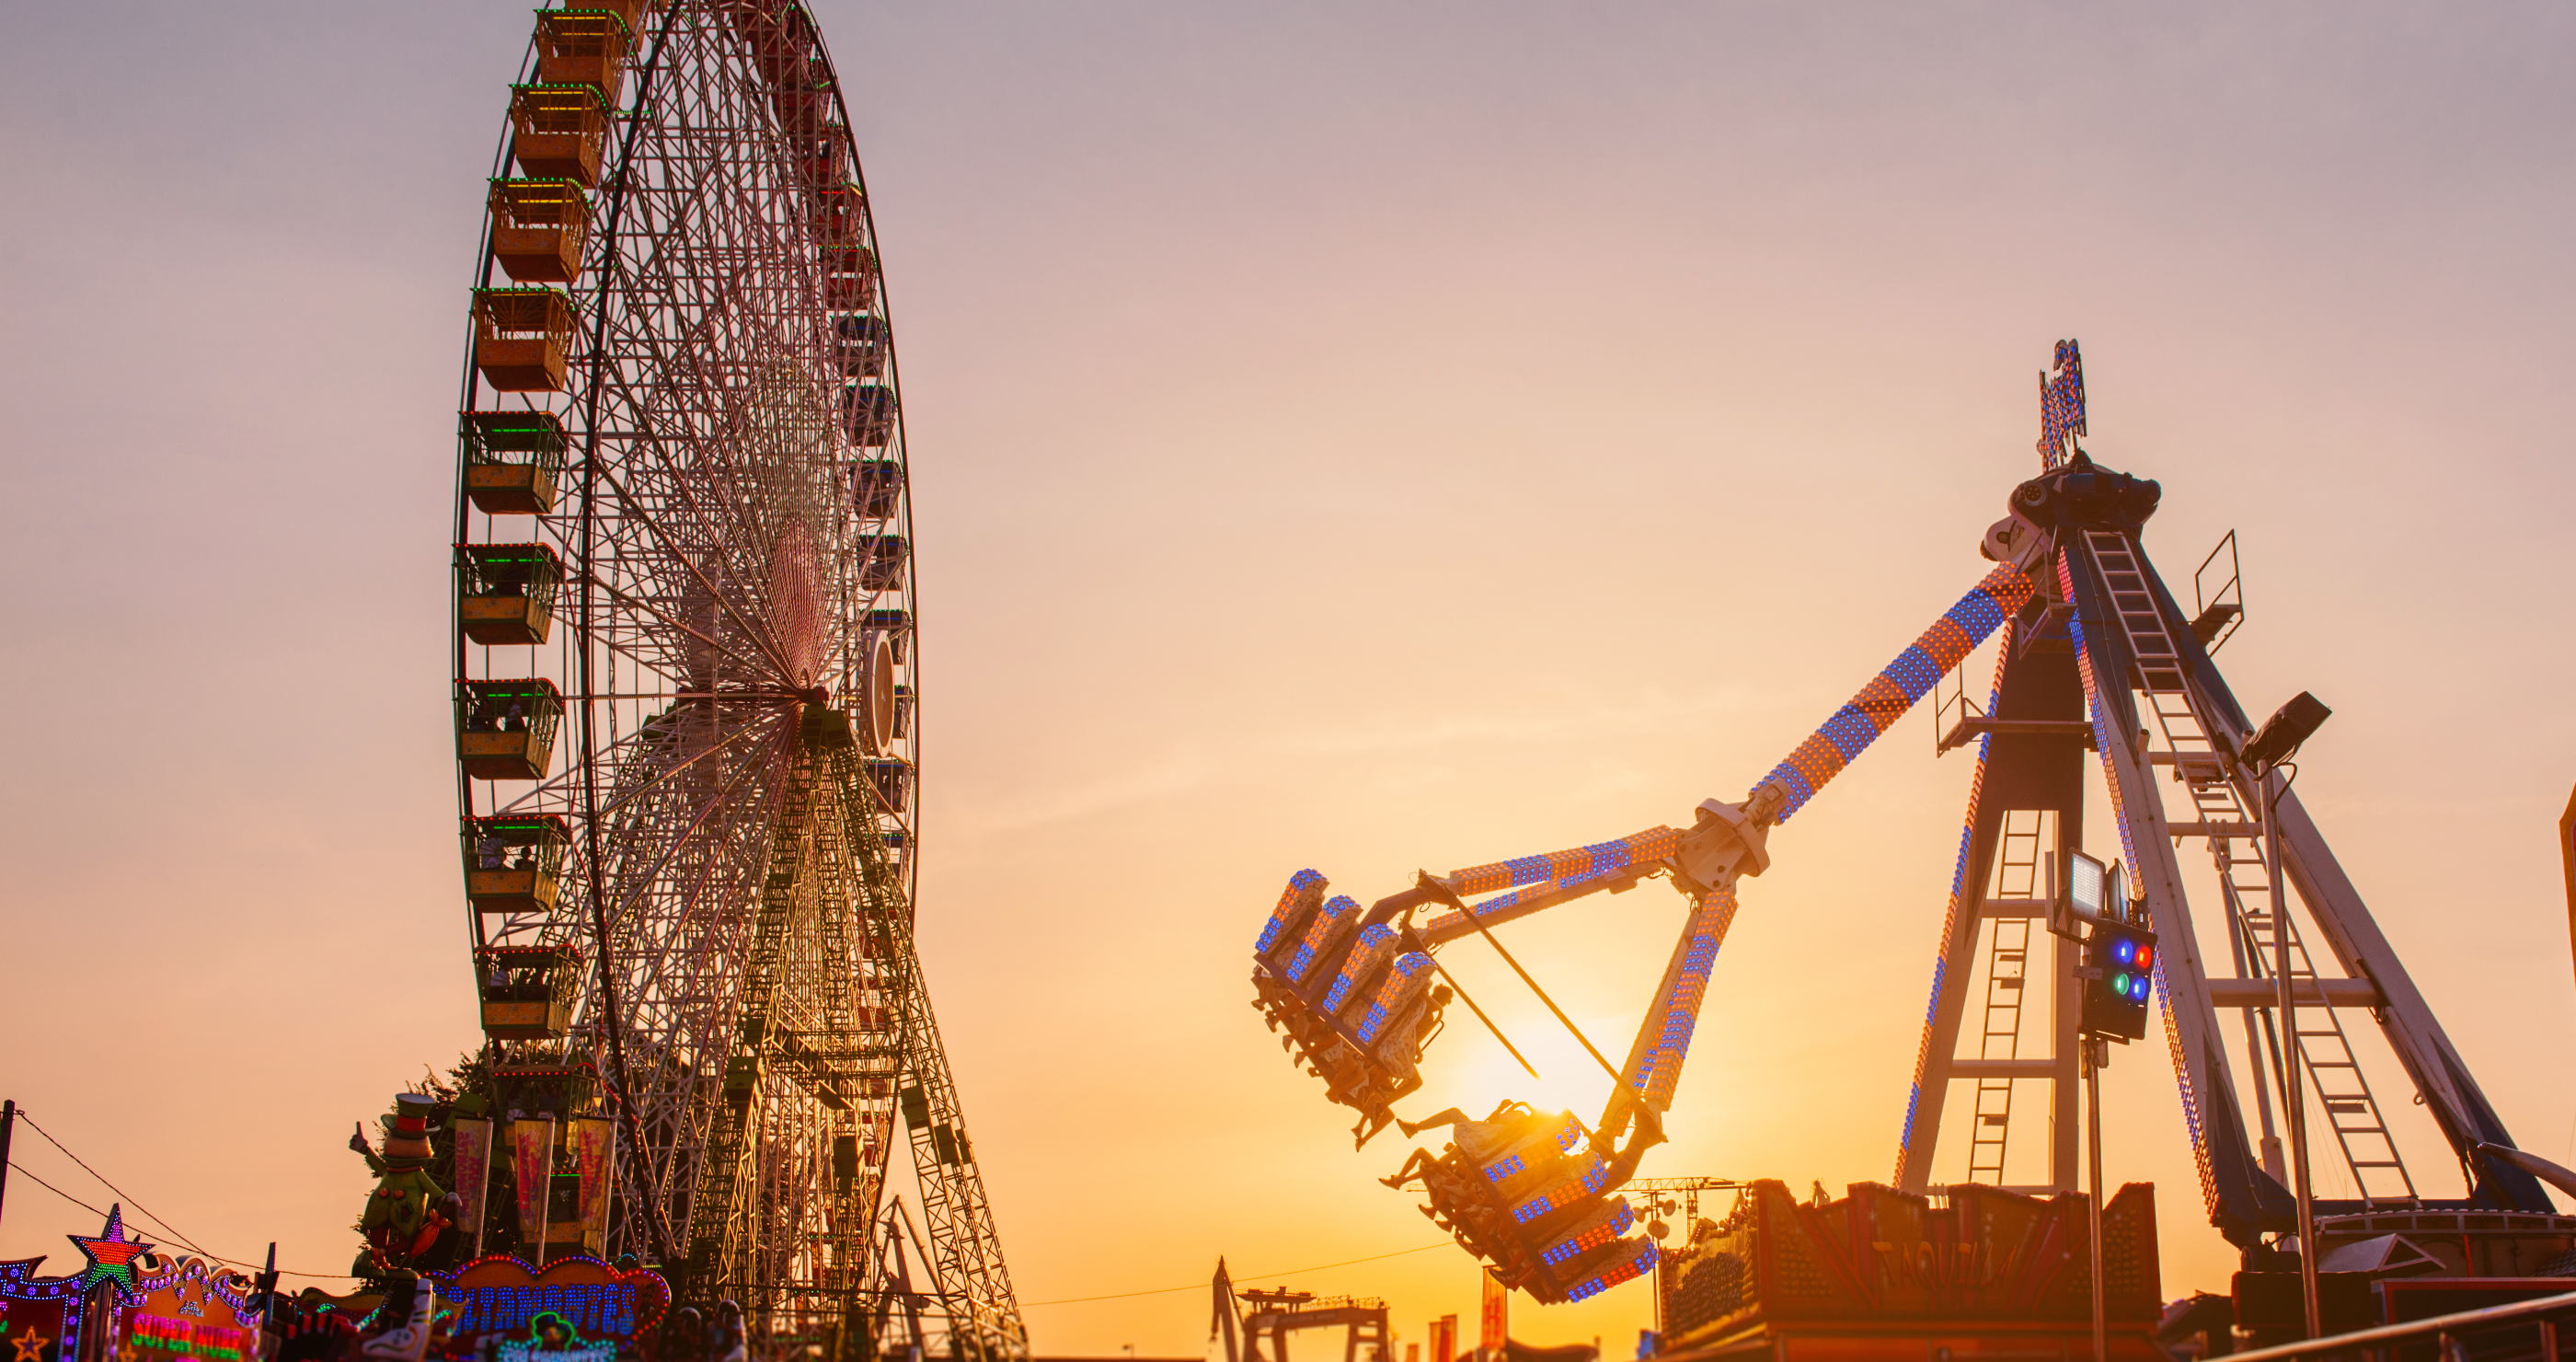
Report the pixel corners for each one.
[361,1275,442,1362]
[350,1094,464,1275]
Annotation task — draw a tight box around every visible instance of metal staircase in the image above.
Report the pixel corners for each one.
[2081,529,2416,1207]
[2220,846,2419,1205]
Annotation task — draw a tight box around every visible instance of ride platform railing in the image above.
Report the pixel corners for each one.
[2216,1288,2576,1362]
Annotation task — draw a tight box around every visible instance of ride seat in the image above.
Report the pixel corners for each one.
[1410,1102,1659,1303]
[1284,895,1362,987]
[1322,923,1402,1016]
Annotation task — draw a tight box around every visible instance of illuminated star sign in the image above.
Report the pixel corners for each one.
[11,1331,55,1362]
[68,1207,155,1291]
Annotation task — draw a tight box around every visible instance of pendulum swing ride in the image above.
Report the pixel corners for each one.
[1250,342,2570,1310]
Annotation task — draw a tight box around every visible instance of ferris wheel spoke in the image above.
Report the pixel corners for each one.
[580,564,789,690]
[597,719,792,930]
[586,444,824,687]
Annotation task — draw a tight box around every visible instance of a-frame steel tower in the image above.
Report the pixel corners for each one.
[1892,344,2551,1246]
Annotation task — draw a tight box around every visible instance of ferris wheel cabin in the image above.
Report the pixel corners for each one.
[835,313,887,377]
[456,678,564,781]
[462,814,570,917]
[461,410,566,515]
[813,184,866,246]
[475,942,581,1041]
[850,458,902,517]
[532,9,633,103]
[506,83,611,188]
[824,246,878,310]
[473,288,579,392]
[456,542,566,646]
[857,533,907,590]
[486,179,592,284]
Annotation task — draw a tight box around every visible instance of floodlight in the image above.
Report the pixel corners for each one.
[2244,691,2332,769]
[2068,850,2107,923]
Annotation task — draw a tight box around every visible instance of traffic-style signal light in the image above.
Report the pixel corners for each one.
[2082,918,2157,1040]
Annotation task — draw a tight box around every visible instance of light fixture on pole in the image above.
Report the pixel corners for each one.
[2240,690,2330,1341]
[2065,848,2144,1362]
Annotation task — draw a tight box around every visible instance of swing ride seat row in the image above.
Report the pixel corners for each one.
[1252,532,2047,1301]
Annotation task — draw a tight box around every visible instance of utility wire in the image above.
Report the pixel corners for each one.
[10,1160,110,1222]
[8,1116,362,1283]
[1020,1241,1452,1307]
[6,1164,358,1281]
[17,1110,218,1260]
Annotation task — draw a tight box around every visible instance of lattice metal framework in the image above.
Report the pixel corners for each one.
[1892,343,2547,1243]
[449,4,1024,1356]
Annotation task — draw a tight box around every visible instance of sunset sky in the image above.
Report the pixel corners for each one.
[4,3,2573,1357]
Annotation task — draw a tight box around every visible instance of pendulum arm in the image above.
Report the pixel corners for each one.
[1584,559,2041,1133]
[1613,881,1742,1118]
[1396,557,2040,957]
[1744,560,2038,825]
[1253,558,2043,1132]
[1247,555,2044,1310]
[1267,558,2042,1306]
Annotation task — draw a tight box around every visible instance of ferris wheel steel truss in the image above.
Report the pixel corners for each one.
[449,4,1023,1356]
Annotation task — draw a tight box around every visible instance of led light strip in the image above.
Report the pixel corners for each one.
[1757,561,2035,823]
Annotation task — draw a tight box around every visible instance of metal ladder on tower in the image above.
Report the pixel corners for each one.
[2081,530,2417,1206]
[1967,811,2042,1185]
[2217,840,2419,1205]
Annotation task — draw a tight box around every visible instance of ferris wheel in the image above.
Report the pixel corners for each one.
[448,3,1021,1356]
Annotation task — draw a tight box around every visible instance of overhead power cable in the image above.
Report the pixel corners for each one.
[17,1110,218,1261]
[6,1163,358,1281]
[10,1160,111,1222]
[1020,1241,1452,1307]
